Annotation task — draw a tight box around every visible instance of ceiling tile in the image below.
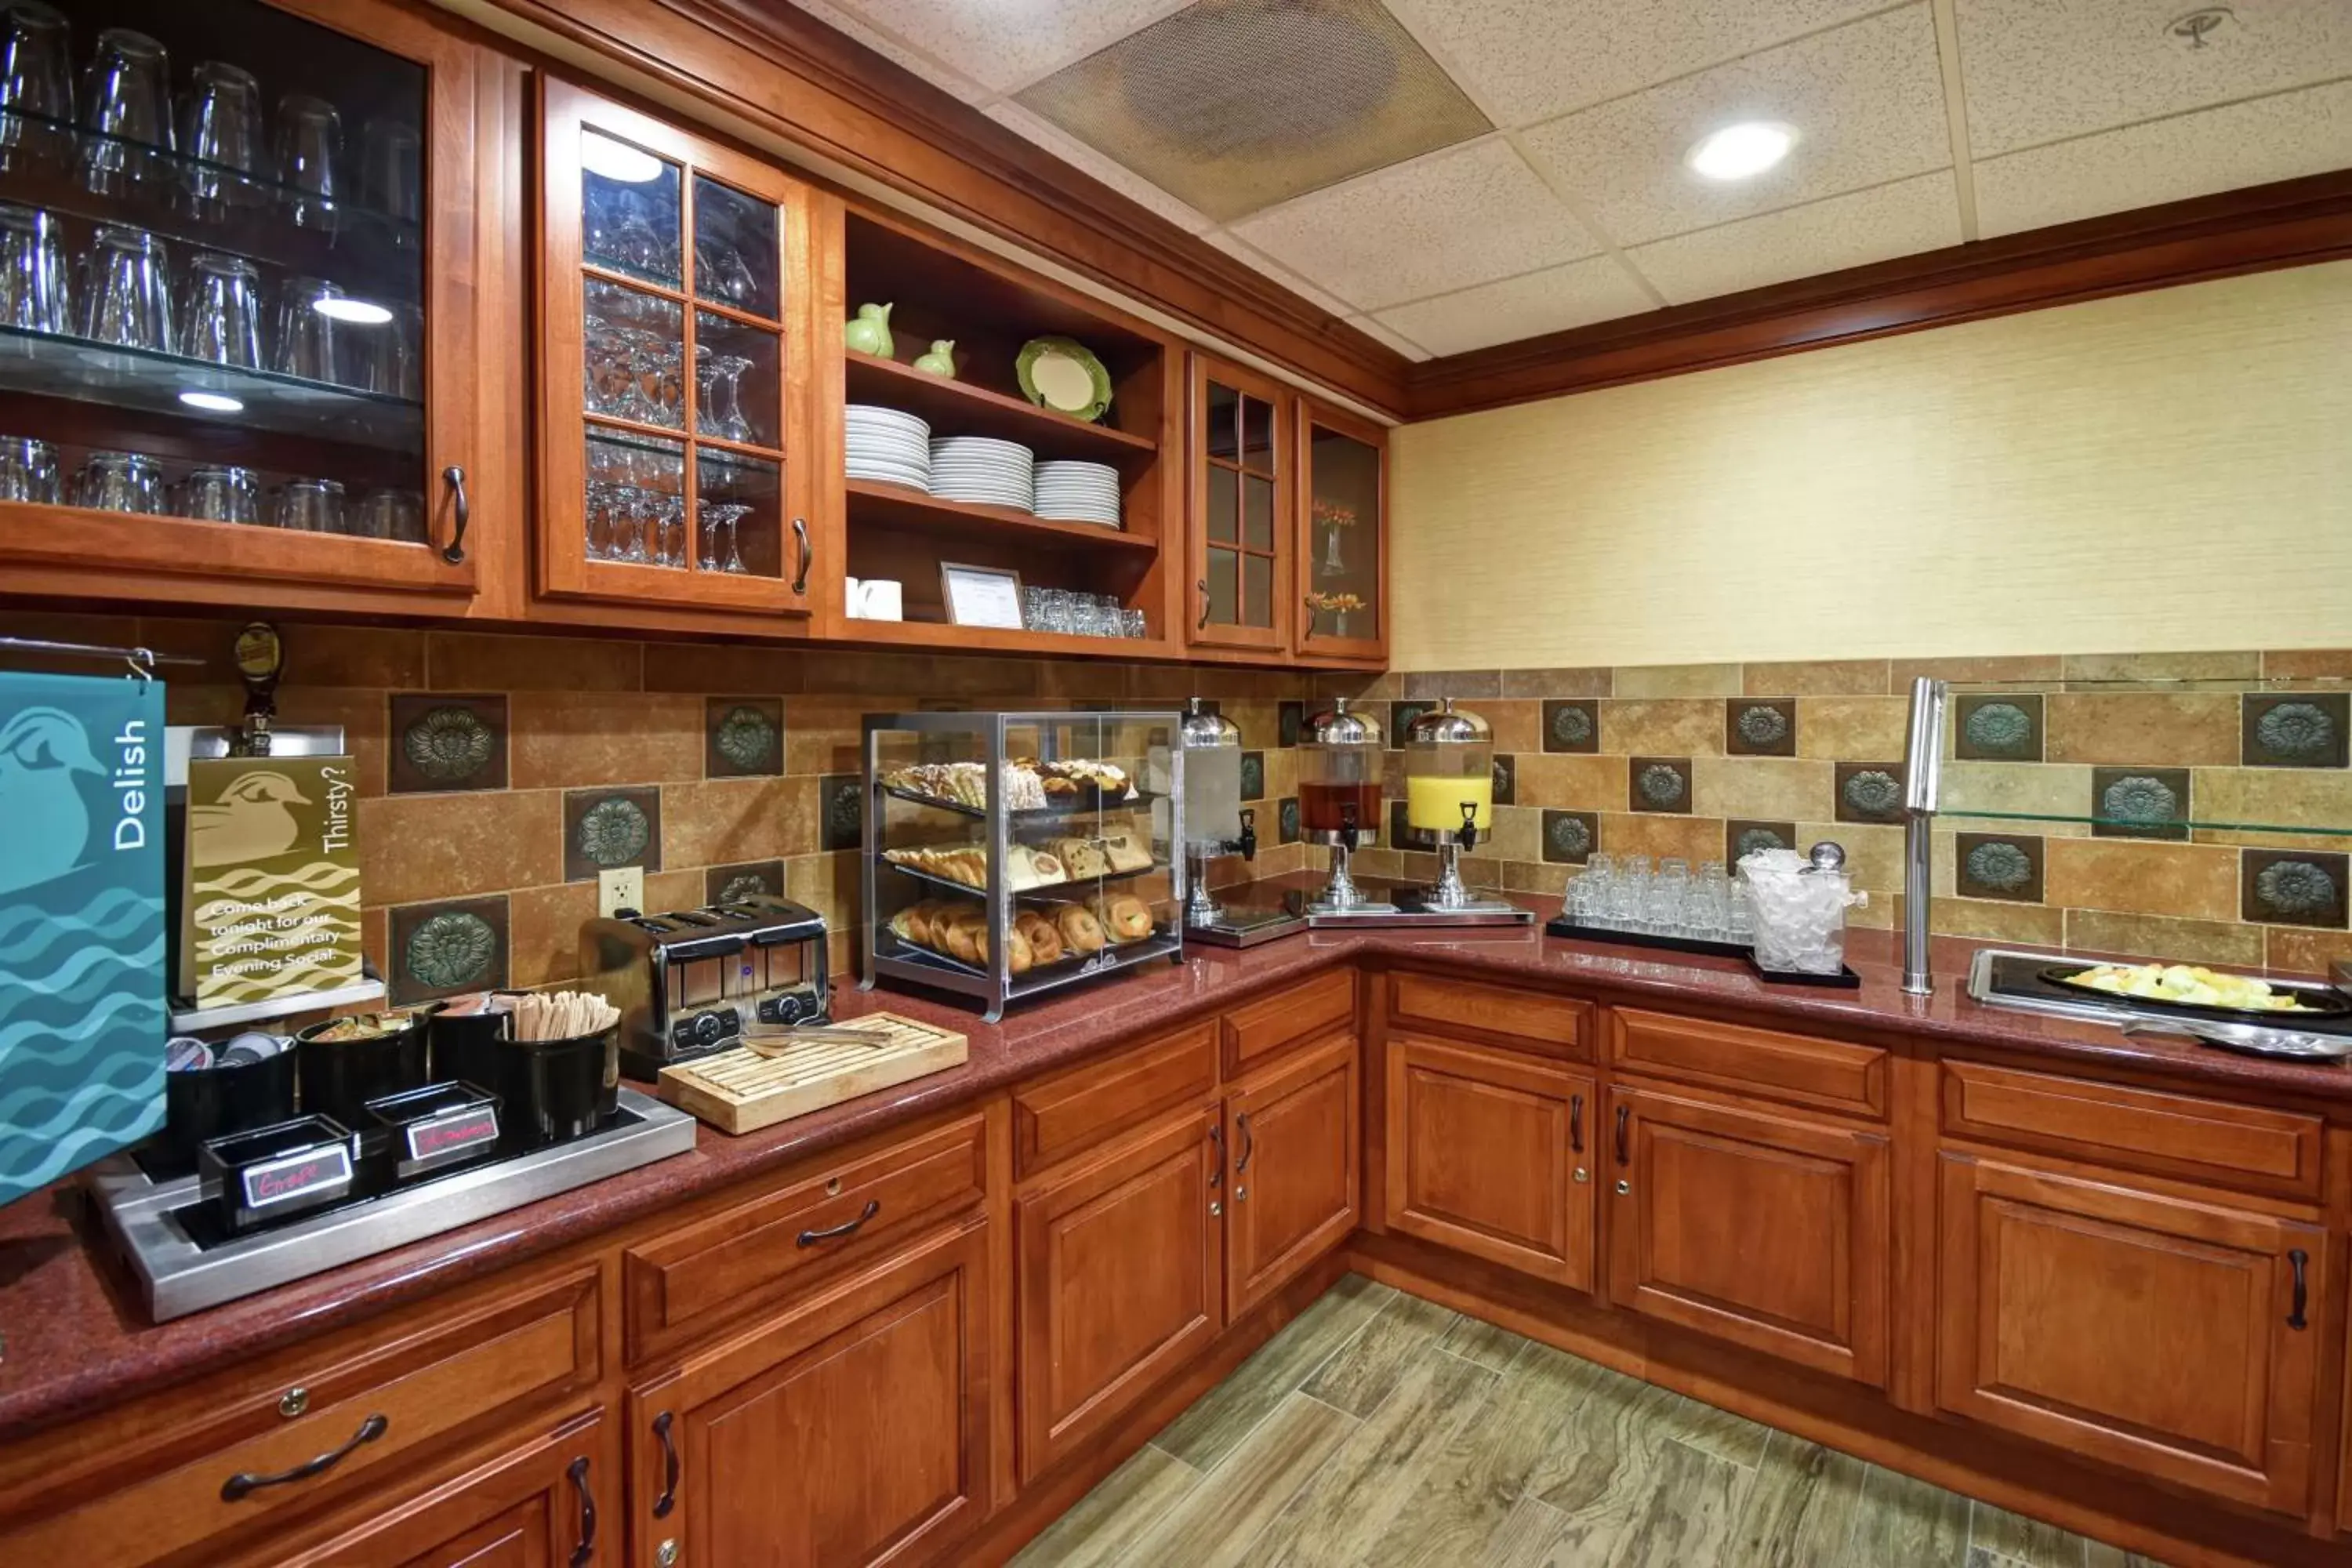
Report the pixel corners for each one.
[1974,81,2352,238]
[1519,4,1951,248]
[1375,257,1657,356]
[1958,0,2352,158]
[1200,230,1354,314]
[1625,172,1962,303]
[1386,0,1895,128]
[1227,137,1599,311]
[983,103,1215,233]
[786,0,991,101]
[825,0,1191,95]
[1346,314,1432,362]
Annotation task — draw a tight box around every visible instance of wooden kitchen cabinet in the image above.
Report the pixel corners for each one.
[1185,352,1293,654]
[1014,1104,1222,1483]
[626,1221,992,1568]
[1936,1152,2328,1517]
[0,0,503,606]
[1606,1082,1889,1387]
[1384,1034,1595,1290]
[1294,397,1386,662]
[1224,1031,1359,1320]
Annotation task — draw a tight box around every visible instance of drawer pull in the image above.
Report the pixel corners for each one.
[567,1456,596,1566]
[220,1412,387,1501]
[1235,1111,1254,1174]
[790,516,811,594]
[2288,1249,2309,1330]
[797,1199,880,1247]
[1614,1103,1630,1167]
[441,465,469,564]
[652,1410,678,1518]
[1570,1094,1584,1154]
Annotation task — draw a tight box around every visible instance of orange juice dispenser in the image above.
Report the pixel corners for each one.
[1401,700,1532,924]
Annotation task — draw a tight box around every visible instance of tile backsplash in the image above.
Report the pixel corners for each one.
[1323,652,2352,976]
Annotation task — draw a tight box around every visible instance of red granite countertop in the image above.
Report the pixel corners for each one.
[2,882,2346,1438]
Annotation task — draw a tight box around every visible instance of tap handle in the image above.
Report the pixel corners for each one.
[1457,800,1479,853]
[1238,808,1258,862]
[1338,800,1359,850]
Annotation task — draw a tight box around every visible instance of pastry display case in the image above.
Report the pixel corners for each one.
[861,710,1184,1020]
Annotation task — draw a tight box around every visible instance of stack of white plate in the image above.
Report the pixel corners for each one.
[846,405,930,492]
[1033,460,1122,528]
[929,436,1035,511]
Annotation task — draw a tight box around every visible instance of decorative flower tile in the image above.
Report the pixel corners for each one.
[1240,750,1265,801]
[704,858,785,905]
[2241,849,2349,929]
[2090,767,2189,841]
[1834,762,1906,825]
[1953,695,2043,761]
[1540,809,1599,866]
[819,773,864,853]
[1955,833,2045,902]
[1628,756,1692,815]
[1278,701,1304,749]
[389,693,507,793]
[564,786,662,881]
[388,895,509,1005]
[1726,699,1796,757]
[1491,753,1516,807]
[1725,819,1796,865]
[1277,796,1301,845]
[2242,692,2349,769]
[1541,699,1599,754]
[705,695,785,779]
[1388,700,1434,750]
[1388,800,1438,851]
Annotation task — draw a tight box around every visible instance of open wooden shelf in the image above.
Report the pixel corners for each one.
[839,615,1170,657]
[845,479,1153,554]
[844,352,1154,463]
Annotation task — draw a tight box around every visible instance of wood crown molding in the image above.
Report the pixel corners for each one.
[466,0,1413,417]
[1406,169,2352,420]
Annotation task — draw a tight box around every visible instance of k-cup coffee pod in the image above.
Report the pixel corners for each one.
[165,1036,216,1073]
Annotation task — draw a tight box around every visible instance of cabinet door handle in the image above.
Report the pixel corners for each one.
[1613,1104,1630,1167]
[440,465,469,564]
[2288,1249,2309,1330]
[1235,1112,1254,1175]
[1196,578,1211,630]
[1570,1094,1584,1154]
[797,1198,880,1247]
[790,516,811,594]
[220,1413,387,1501]
[652,1410,679,1518]
[566,1455,597,1566]
[1208,1123,1224,1189]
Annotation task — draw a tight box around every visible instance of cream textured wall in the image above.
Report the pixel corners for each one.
[1390,260,2352,672]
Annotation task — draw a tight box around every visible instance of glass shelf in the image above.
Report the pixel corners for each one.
[1940,809,2352,839]
[0,325,423,450]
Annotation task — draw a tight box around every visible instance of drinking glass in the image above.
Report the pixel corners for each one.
[354,488,423,541]
[79,225,172,350]
[71,448,163,512]
[1607,855,1647,928]
[1651,858,1691,935]
[0,4,73,175]
[272,275,343,383]
[274,477,346,533]
[273,93,342,232]
[696,352,753,443]
[0,433,56,501]
[1693,862,1731,938]
[178,251,263,368]
[1121,608,1146,638]
[77,28,172,195]
[357,302,423,399]
[358,117,420,230]
[177,464,259,523]
[177,61,263,222]
[0,201,67,333]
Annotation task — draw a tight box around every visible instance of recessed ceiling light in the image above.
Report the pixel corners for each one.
[313,296,394,325]
[580,129,664,184]
[1686,121,1798,182]
[178,389,244,413]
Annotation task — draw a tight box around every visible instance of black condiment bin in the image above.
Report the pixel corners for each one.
[428,1000,510,1096]
[199,1113,358,1234]
[296,1010,431,1125]
[158,1048,297,1167]
[361,1080,504,1185]
[504,1026,620,1149]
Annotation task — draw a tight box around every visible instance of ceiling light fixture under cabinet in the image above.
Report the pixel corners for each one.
[1686,122,1798,181]
[177,390,244,413]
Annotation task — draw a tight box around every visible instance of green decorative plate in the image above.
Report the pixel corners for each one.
[1016,336,1113,423]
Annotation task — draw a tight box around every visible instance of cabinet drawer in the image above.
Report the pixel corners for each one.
[625,1112,988,1361]
[1388,972,1590,1058]
[1609,1007,1886,1117]
[1014,1020,1218,1178]
[0,1266,600,1566]
[1940,1061,2323,1201]
[1224,968,1356,1073]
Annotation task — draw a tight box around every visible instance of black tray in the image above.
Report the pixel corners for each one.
[2038,964,2350,1022]
[1546,916,1860,987]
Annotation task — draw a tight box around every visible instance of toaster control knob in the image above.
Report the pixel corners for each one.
[689,1011,725,1048]
[762,991,811,1026]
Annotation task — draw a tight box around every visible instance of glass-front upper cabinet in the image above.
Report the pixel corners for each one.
[1186,351,1291,654]
[1296,398,1385,662]
[0,0,490,598]
[537,81,815,618]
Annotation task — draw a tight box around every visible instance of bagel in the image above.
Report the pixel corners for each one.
[1004,926,1033,976]
[1016,909,1064,964]
[1054,904,1105,956]
[1088,892,1154,942]
[943,912,985,964]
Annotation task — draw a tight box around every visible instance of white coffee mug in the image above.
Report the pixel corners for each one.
[844,575,862,618]
[860,578,903,621]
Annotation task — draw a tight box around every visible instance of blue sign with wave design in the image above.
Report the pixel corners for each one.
[0,672,165,1205]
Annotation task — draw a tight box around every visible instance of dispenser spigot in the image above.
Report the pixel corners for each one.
[1238,807,1258,862]
[1455,800,1479,854]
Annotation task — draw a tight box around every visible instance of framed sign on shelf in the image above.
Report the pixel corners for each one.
[940,562,1025,629]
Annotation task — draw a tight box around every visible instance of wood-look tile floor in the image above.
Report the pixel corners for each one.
[1011,1276,2171,1568]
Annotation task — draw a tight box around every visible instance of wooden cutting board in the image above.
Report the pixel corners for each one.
[655,1013,968,1134]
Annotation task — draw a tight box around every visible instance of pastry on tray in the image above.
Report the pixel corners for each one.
[1097,829,1154,873]
[1085,891,1156,943]
[1051,837,1111,879]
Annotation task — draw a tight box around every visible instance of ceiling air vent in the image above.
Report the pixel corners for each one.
[1014,0,1491,223]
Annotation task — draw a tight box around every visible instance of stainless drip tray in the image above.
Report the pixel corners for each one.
[92,1089,696,1322]
[1965,949,2352,1058]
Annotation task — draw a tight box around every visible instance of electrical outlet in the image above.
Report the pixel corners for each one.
[597,866,644,918]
